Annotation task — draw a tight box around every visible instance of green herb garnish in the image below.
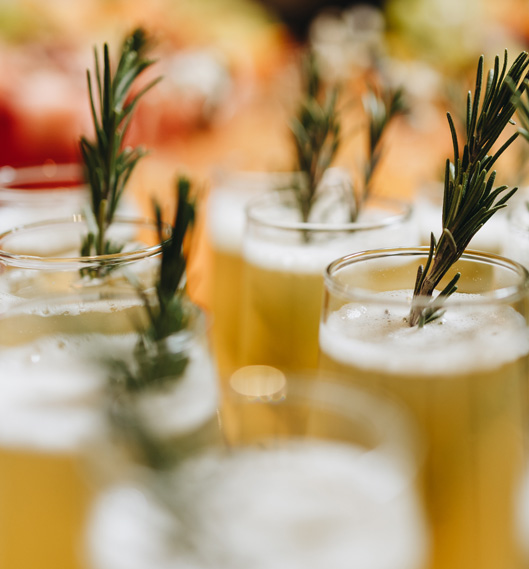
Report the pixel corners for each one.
[103,176,198,484]
[79,28,161,269]
[290,51,341,223]
[360,83,406,210]
[112,176,196,391]
[409,50,529,327]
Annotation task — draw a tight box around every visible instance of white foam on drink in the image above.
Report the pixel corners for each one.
[320,290,529,376]
[0,333,135,451]
[208,187,258,254]
[24,297,143,317]
[136,341,218,438]
[244,207,418,274]
[87,440,428,569]
[502,203,529,271]
[0,311,218,451]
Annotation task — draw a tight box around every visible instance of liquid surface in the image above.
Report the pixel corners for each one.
[238,209,418,371]
[320,290,529,375]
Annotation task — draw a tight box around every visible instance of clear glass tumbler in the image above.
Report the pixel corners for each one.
[319,247,529,569]
[0,288,217,569]
[86,372,429,569]
[0,216,170,311]
[206,170,294,381]
[238,188,417,375]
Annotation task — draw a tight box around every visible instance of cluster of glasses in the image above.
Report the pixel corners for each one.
[207,169,529,569]
[2,162,529,569]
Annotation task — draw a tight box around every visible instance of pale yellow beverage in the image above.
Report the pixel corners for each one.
[206,171,294,380]
[239,190,417,373]
[87,377,429,569]
[319,248,529,569]
[0,294,218,569]
[210,247,245,377]
[0,308,137,569]
[240,262,324,369]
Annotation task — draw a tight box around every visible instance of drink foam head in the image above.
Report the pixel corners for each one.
[320,290,529,376]
[88,440,428,569]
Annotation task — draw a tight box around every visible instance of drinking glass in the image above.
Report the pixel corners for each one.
[238,188,417,375]
[0,216,169,311]
[0,162,88,232]
[86,372,429,569]
[0,288,217,569]
[319,247,529,569]
[501,197,529,270]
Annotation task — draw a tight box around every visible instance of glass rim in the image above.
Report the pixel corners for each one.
[245,190,413,233]
[324,246,529,306]
[0,215,168,268]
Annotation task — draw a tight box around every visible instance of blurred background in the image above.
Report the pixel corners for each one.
[1,0,529,304]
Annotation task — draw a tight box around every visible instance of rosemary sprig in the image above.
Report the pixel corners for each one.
[140,176,196,344]
[102,178,200,526]
[360,83,406,208]
[114,176,196,392]
[409,50,529,327]
[79,28,161,263]
[290,52,341,223]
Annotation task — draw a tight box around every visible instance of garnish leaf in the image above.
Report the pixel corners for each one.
[290,51,341,223]
[360,82,406,209]
[112,175,196,393]
[409,50,529,327]
[79,28,161,263]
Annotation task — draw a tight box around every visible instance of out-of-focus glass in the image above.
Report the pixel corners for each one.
[238,187,417,375]
[319,247,529,569]
[0,162,139,233]
[86,373,429,569]
[414,181,511,254]
[0,162,88,232]
[501,197,529,270]
[0,289,217,569]
[0,216,169,311]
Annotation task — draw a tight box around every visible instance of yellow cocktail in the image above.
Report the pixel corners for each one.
[239,190,417,373]
[319,248,529,569]
[0,293,218,569]
[87,376,429,569]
